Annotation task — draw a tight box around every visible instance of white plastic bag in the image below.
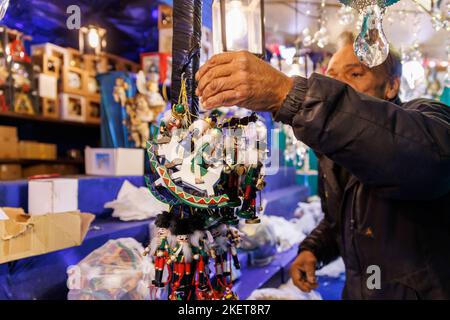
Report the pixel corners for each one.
[67,238,154,300]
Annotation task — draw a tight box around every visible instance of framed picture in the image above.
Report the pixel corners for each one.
[42,98,59,118]
[14,92,34,115]
[86,75,100,97]
[141,52,172,85]
[158,4,173,29]
[86,99,101,124]
[60,93,86,122]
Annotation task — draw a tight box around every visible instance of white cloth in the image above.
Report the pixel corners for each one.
[316,258,345,278]
[247,279,322,300]
[104,180,169,221]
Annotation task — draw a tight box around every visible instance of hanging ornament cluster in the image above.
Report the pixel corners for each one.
[301,28,314,47]
[338,3,356,25]
[282,124,308,167]
[340,0,399,68]
[429,0,450,31]
[144,74,268,300]
[300,0,329,49]
[312,0,329,49]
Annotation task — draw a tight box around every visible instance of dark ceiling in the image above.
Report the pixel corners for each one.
[1,0,212,62]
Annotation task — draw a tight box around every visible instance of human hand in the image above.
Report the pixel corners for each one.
[290,250,319,292]
[195,51,293,113]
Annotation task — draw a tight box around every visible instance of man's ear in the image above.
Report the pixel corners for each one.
[385,77,400,100]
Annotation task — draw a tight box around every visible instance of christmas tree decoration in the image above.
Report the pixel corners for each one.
[340,0,399,68]
[144,78,267,300]
[338,4,356,25]
[143,212,173,288]
[142,0,268,301]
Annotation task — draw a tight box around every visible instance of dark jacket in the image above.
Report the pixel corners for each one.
[274,73,450,300]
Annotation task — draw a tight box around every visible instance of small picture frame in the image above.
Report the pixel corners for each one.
[86,75,99,96]
[14,92,34,115]
[42,98,59,118]
[86,99,100,124]
[62,69,85,95]
[60,93,86,122]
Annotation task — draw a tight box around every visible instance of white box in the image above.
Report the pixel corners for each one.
[85,147,144,176]
[38,73,57,99]
[28,178,79,215]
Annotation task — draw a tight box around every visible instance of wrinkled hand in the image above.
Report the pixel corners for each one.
[290,250,319,293]
[195,51,293,113]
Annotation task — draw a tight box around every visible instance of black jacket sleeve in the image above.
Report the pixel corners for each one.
[298,173,341,266]
[299,217,341,267]
[275,73,450,200]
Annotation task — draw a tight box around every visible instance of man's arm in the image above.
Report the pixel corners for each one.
[290,215,340,292]
[276,73,450,200]
[299,216,341,267]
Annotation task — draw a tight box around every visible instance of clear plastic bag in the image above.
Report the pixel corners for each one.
[67,238,154,300]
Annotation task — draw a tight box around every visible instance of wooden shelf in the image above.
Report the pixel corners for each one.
[0,111,100,128]
[0,158,84,165]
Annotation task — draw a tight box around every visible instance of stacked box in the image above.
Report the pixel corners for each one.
[19,141,57,160]
[0,164,22,180]
[0,125,19,159]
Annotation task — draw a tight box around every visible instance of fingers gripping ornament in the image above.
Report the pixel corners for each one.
[143,211,172,288]
[340,0,400,67]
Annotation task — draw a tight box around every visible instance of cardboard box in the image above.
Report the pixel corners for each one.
[22,164,80,178]
[0,141,19,159]
[0,164,22,180]
[28,178,79,215]
[85,147,144,176]
[0,125,18,143]
[19,141,57,160]
[0,207,95,264]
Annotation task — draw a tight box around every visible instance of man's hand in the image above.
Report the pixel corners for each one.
[195,51,293,113]
[290,250,319,293]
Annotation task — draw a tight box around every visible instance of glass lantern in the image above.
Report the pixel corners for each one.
[212,0,265,57]
[79,25,107,55]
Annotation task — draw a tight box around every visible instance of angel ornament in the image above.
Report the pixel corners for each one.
[127,71,166,148]
[113,77,128,107]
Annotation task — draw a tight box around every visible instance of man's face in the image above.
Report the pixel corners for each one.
[326,44,387,99]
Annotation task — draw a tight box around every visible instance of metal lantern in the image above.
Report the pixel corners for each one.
[212,0,265,57]
[79,25,107,55]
